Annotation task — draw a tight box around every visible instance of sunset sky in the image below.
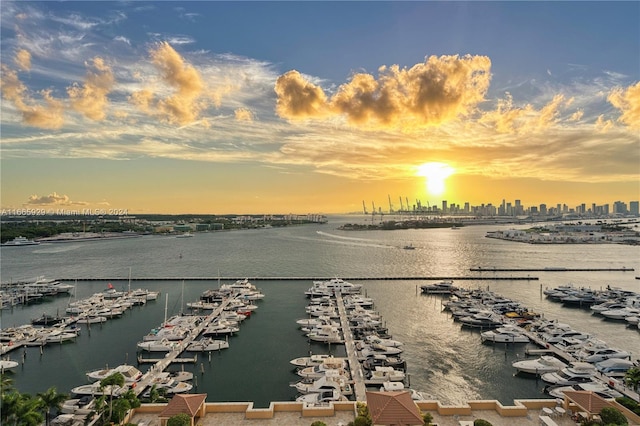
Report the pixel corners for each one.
[1,1,638,215]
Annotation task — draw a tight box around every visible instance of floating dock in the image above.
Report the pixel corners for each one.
[335,293,367,402]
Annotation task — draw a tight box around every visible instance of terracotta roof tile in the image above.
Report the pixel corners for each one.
[159,394,207,419]
[366,391,423,425]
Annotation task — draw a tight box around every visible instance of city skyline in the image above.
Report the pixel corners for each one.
[1,1,638,214]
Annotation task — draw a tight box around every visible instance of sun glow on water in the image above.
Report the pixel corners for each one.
[417,162,455,196]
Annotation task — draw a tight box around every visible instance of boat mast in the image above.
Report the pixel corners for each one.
[128,267,132,294]
[164,293,168,325]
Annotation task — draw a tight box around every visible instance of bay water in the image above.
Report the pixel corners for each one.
[1,215,639,407]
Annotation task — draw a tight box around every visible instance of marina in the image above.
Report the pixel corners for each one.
[1,218,639,417]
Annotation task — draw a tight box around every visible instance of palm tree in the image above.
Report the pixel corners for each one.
[3,392,44,426]
[1,373,14,398]
[624,367,640,392]
[37,386,68,426]
[99,372,125,422]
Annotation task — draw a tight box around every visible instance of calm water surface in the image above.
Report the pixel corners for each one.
[1,215,639,407]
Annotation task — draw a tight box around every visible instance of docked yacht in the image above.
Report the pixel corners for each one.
[357,342,403,359]
[379,382,430,401]
[292,369,353,395]
[541,362,597,386]
[290,354,338,368]
[185,338,230,352]
[86,364,143,383]
[547,382,623,399]
[595,358,637,378]
[512,355,567,375]
[305,278,362,297]
[480,325,530,343]
[576,347,631,363]
[297,358,348,379]
[0,359,19,371]
[71,383,127,396]
[364,366,406,384]
[296,389,348,404]
[362,335,403,348]
[307,325,343,344]
[420,280,459,295]
[136,339,182,352]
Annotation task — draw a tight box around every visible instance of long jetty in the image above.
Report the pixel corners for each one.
[335,294,367,402]
[470,267,634,272]
[131,298,232,397]
[55,276,539,281]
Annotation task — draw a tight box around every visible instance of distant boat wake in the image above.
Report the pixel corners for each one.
[315,231,392,248]
[32,244,82,254]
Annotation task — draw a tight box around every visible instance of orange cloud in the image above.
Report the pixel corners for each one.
[274,70,330,120]
[14,49,31,71]
[67,57,114,121]
[26,192,72,205]
[608,82,640,130]
[148,41,205,125]
[274,55,492,129]
[0,65,64,129]
[234,107,254,122]
[480,94,567,134]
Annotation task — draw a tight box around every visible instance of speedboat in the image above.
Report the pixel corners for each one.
[541,362,596,386]
[547,381,623,399]
[357,343,403,359]
[512,355,567,375]
[185,338,229,352]
[364,366,405,384]
[86,364,143,383]
[540,329,591,343]
[459,311,504,329]
[601,307,640,321]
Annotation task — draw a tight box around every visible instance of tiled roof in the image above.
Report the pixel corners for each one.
[159,394,207,419]
[366,391,423,425]
[562,390,615,414]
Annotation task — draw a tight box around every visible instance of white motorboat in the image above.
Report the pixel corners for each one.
[357,343,403,359]
[290,354,337,368]
[60,396,94,414]
[307,325,343,344]
[420,280,459,295]
[480,327,530,344]
[547,381,623,399]
[0,359,19,371]
[365,366,406,384]
[379,382,430,401]
[512,355,567,375]
[362,335,403,348]
[296,389,349,404]
[76,314,108,324]
[459,311,504,329]
[577,347,631,363]
[292,370,353,395]
[71,383,127,396]
[86,364,143,383]
[148,377,193,394]
[1,236,40,246]
[202,321,240,337]
[305,278,363,297]
[45,330,78,343]
[601,307,640,321]
[297,358,348,379]
[296,315,340,330]
[136,339,182,352]
[626,315,640,326]
[541,362,596,386]
[595,358,637,378]
[185,338,230,352]
[540,329,591,343]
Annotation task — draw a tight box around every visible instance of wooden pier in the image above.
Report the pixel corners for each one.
[55,275,539,282]
[131,298,232,397]
[470,267,634,272]
[335,294,367,402]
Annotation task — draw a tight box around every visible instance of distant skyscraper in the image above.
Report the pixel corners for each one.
[629,201,639,216]
[540,204,547,215]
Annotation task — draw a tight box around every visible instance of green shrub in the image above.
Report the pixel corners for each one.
[422,412,434,425]
[167,413,191,426]
[310,422,327,426]
[474,420,493,426]
[599,407,628,425]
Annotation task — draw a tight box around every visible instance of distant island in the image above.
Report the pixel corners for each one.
[486,223,640,245]
[0,213,327,244]
[339,219,463,230]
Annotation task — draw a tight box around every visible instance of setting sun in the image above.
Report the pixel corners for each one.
[417,162,455,196]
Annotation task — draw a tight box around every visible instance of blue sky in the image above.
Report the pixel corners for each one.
[1,1,638,214]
